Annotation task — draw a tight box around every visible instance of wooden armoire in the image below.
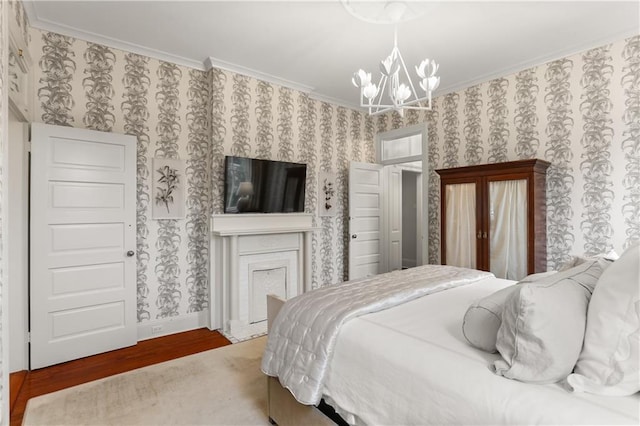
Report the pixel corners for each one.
[435,159,550,280]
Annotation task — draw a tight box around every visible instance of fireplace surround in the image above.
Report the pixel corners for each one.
[209,213,315,341]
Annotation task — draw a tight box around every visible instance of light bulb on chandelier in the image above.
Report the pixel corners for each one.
[349,1,440,117]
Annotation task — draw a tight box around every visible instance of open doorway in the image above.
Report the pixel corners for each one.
[377,124,428,273]
[348,124,428,280]
[402,167,421,269]
[381,160,423,272]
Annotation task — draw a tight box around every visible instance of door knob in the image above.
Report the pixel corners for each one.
[351,234,358,239]
[126,250,135,257]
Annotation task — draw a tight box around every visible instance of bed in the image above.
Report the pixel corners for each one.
[262,264,640,426]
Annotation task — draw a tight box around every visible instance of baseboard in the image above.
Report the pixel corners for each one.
[137,311,210,341]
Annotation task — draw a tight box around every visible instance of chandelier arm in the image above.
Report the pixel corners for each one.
[390,72,399,107]
[368,104,433,116]
[376,75,389,113]
[396,49,422,104]
[360,97,433,110]
[401,96,431,107]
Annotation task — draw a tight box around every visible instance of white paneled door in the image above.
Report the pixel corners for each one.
[30,123,137,369]
[348,162,384,280]
[384,165,402,272]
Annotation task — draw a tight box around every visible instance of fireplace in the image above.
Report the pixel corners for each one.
[209,214,314,341]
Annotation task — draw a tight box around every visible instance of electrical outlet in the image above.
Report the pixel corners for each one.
[151,325,163,334]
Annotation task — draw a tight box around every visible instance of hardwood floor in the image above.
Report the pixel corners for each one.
[10,328,231,426]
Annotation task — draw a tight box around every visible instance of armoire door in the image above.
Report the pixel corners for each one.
[30,123,137,369]
[442,181,478,269]
[437,159,550,280]
[487,178,528,280]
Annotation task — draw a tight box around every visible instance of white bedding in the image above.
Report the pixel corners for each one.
[322,276,640,425]
[262,265,492,405]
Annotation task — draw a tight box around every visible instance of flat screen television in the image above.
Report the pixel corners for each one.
[224,156,307,213]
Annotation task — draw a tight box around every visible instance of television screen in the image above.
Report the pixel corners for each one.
[224,156,307,213]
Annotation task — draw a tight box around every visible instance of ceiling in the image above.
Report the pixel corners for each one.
[24,1,640,109]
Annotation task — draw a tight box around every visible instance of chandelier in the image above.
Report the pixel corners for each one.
[350,4,440,116]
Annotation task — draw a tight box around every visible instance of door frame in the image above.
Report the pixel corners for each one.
[401,167,423,268]
[7,111,29,373]
[375,123,429,266]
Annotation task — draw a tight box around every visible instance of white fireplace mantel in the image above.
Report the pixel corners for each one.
[211,213,315,236]
[209,213,315,341]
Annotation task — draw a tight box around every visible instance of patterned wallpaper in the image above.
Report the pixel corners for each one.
[29,28,374,322]
[402,35,639,270]
[25,24,640,323]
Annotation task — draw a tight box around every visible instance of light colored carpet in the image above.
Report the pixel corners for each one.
[23,337,269,426]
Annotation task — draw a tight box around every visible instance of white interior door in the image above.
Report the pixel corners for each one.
[385,165,402,271]
[30,123,137,369]
[349,162,384,280]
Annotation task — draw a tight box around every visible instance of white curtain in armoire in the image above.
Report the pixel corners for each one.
[445,183,476,269]
[489,179,527,280]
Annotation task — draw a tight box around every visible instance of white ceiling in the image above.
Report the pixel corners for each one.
[25,1,640,109]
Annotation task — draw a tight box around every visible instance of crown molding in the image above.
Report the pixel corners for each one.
[435,27,640,98]
[24,3,206,71]
[204,56,315,93]
[205,57,363,111]
[307,91,363,112]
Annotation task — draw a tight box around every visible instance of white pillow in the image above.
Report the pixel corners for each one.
[494,259,610,383]
[462,285,520,353]
[559,249,619,271]
[518,270,558,283]
[566,243,640,396]
[462,271,556,353]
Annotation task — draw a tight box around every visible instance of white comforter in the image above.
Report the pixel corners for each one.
[261,265,492,405]
[323,277,640,425]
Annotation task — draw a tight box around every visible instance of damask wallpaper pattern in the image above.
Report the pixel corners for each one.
[442,93,460,168]
[621,37,640,246]
[463,86,483,165]
[209,68,226,216]
[83,43,116,132]
[514,69,539,160]
[185,69,211,313]
[122,52,152,320]
[543,58,575,270]
[31,28,373,322]
[255,81,274,159]
[153,62,183,318]
[406,35,640,269]
[27,25,640,324]
[425,100,441,265]
[335,107,349,281]
[38,33,75,126]
[296,94,319,288]
[319,103,335,284]
[579,46,615,257]
[487,78,510,163]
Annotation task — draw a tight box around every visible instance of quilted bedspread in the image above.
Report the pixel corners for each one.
[261,264,493,405]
